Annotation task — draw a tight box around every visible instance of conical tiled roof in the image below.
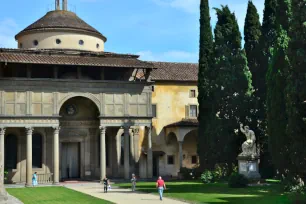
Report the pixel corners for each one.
[15,10,106,41]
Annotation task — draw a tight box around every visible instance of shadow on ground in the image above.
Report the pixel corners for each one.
[115,181,302,204]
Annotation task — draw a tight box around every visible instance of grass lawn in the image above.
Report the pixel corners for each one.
[7,187,112,204]
[115,181,304,204]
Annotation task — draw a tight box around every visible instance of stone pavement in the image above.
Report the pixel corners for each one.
[64,182,189,204]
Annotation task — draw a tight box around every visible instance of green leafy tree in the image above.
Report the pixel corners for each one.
[244,0,261,77]
[197,0,214,170]
[210,5,253,169]
[244,0,276,178]
[266,0,292,177]
[286,0,306,184]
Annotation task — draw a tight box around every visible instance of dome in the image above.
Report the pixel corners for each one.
[15,10,106,41]
[15,10,107,52]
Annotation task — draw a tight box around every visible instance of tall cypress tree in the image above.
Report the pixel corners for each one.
[258,0,278,108]
[243,0,262,143]
[244,0,261,77]
[255,0,279,178]
[286,0,306,183]
[197,0,214,170]
[244,0,274,178]
[211,6,253,169]
[266,0,291,177]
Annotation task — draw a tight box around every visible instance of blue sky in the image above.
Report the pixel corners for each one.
[0,0,264,63]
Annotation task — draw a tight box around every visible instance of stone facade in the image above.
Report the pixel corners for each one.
[151,82,199,177]
[0,1,200,185]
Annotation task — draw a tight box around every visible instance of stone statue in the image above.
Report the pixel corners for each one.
[239,124,257,157]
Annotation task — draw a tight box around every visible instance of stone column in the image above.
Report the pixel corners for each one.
[26,127,33,187]
[0,127,7,201]
[99,126,106,181]
[147,126,153,178]
[0,128,5,184]
[178,141,183,168]
[133,127,140,176]
[53,126,60,184]
[124,126,130,179]
[114,129,122,177]
[129,129,135,173]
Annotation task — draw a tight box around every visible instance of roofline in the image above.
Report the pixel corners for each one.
[15,27,107,42]
[147,61,198,65]
[153,80,198,83]
[0,48,140,58]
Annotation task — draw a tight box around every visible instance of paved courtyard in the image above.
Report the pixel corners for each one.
[64,182,189,204]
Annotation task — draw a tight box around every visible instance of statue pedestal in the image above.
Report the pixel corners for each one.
[237,155,261,180]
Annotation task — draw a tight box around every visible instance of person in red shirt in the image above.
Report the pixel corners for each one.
[156,176,166,200]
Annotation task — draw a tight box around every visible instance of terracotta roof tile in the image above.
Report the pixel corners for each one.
[165,118,198,128]
[150,61,198,82]
[0,48,154,69]
[15,10,106,41]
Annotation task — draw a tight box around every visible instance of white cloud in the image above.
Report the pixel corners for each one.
[152,0,199,13]
[0,18,18,48]
[136,50,198,62]
[152,0,265,31]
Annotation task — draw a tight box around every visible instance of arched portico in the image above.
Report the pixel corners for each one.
[164,119,198,170]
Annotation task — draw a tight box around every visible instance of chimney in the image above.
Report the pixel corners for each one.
[55,0,60,10]
[62,0,67,10]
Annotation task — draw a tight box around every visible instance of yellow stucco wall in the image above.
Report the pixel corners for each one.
[151,82,199,176]
[17,31,105,52]
[152,82,198,140]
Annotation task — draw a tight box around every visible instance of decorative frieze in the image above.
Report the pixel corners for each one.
[0,118,59,127]
[100,118,151,126]
[60,121,99,127]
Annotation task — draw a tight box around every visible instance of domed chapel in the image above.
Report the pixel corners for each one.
[0,0,199,185]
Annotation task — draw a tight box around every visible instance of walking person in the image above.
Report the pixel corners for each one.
[102,176,109,193]
[131,174,137,191]
[32,172,38,187]
[156,176,166,201]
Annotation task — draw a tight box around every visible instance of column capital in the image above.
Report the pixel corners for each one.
[53,126,61,134]
[0,127,6,135]
[25,127,33,135]
[133,127,140,135]
[99,126,107,134]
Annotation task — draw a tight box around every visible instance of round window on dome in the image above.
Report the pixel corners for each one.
[79,40,84,46]
[56,39,61,44]
[33,40,39,46]
[96,43,100,49]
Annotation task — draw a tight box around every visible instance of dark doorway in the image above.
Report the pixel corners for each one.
[153,155,159,177]
[61,142,80,179]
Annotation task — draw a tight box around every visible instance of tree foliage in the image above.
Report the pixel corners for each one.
[205,5,253,169]
[266,0,292,177]
[197,0,214,170]
[285,0,306,183]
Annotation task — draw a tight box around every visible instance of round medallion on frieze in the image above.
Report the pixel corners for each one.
[66,104,77,116]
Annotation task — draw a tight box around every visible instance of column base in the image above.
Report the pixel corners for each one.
[53,182,60,185]
[25,183,33,187]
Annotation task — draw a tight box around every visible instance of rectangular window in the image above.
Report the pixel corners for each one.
[189,105,198,118]
[167,155,174,165]
[191,155,197,164]
[152,104,157,118]
[190,90,196,98]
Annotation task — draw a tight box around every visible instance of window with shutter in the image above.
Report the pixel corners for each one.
[152,104,157,118]
[189,105,198,118]
[190,90,196,98]
[185,105,190,118]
